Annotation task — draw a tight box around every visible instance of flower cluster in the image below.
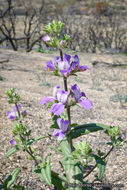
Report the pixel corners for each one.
[40,84,92,140]
[40,86,69,116]
[45,54,89,77]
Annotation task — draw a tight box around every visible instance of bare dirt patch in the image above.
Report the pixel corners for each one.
[0,49,127,189]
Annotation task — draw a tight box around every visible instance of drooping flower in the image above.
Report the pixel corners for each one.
[71,84,93,109]
[53,118,69,140]
[10,139,17,146]
[40,86,69,116]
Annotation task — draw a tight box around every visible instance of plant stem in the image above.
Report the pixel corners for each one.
[15,102,21,119]
[83,146,114,178]
[26,148,39,165]
[59,49,73,151]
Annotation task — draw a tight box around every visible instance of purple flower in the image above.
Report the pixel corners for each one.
[10,139,17,146]
[8,104,26,120]
[45,60,55,71]
[53,118,69,140]
[71,84,93,109]
[53,86,60,99]
[57,90,69,104]
[44,54,89,77]
[60,40,66,48]
[40,97,55,105]
[78,65,89,71]
[8,104,21,120]
[73,55,79,63]
[49,103,65,116]
[22,110,27,117]
[71,84,86,101]
[58,54,72,77]
[43,35,51,42]
[40,86,69,116]
[71,55,89,72]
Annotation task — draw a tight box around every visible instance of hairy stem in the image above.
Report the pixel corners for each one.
[26,148,39,165]
[83,146,114,178]
[59,49,73,151]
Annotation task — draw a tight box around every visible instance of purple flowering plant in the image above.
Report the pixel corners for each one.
[3,21,123,190]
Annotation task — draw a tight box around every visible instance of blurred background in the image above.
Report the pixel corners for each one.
[0,0,127,53]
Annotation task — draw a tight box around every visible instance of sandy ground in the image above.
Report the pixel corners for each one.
[0,49,127,189]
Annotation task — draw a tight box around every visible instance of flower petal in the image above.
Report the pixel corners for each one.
[73,55,79,63]
[57,118,69,132]
[40,97,55,105]
[53,129,66,140]
[78,65,89,71]
[43,35,50,42]
[45,60,55,71]
[57,132,65,140]
[79,98,93,109]
[13,104,21,111]
[64,54,71,62]
[53,129,61,137]
[8,111,16,120]
[58,60,70,71]
[71,84,82,101]
[53,86,60,99]
[71,61,79,70]
[57,90,69,104]
[10,139,17,146]
[49,103,65,116]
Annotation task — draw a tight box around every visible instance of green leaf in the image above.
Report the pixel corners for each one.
[26,135,50,147]
[68,123,110,139]
[71,123,78,128]
[98,160,106,179]
[92,154,106,179]
[51,172,67,190]
[60,138,71,157]
[40,154,52,186]
[13,184,25,190]
[6,147,19,158]
[73,163,83,190]
[4,168,20,188]
[34,168,66,189]
[62,156,75,183]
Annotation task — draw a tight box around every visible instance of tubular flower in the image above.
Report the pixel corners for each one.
[71,55,89,72]
[71,84,93,109]
[40,86,69,116]
[53,118,69,140]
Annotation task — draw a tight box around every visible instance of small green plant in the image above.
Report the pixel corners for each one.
[4,20,123,190]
